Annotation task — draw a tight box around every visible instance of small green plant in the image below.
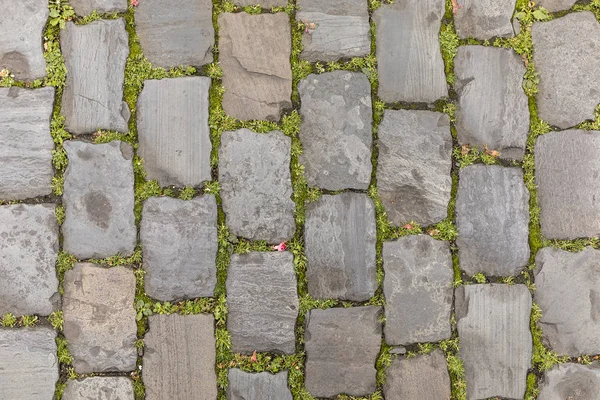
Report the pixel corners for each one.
[49,310,64,331]
[1,313,17,327]
[135,299,153,321]
[49,0,76,29]
[179,187,196,200]
[472,273,487,284]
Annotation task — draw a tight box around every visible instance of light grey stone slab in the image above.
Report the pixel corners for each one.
[539,363,600,400]
[454,0,517,39]
[227,369,292,400]
[234,0,288,6]
[70,0,127,15]
[64,377,134,400]
[537,0,578,12]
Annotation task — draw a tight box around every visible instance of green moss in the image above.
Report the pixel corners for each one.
[531,303,568,371]
[440,338,466,400]
[440,22,460,85]
[524,372,540,400]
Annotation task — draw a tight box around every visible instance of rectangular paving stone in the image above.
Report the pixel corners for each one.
[454,0,517,40]
[539,363,600,400]
[64,377,134,400]
[70,0,128,15]
[227,369,292,400]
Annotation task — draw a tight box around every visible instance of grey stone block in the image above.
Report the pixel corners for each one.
[456,165,530,276]
[137,77,212,187]
[299,71,372,190]
[305,193,377,301]
[539,363,600,400]
[227,369,292,400]
[376,110,452,226]
[144,314,217,400]
[456,284,532,400]
[63,141,136,259]
[64,377,134,400]
[0,204,59,316]
[70,0,127,15]
[61,20,129,134]
[234,0,288,6]
[219,129,295,243]
[454,0,517,40]
[537,0,577,12]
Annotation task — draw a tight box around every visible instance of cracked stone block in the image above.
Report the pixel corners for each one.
[144,314,217,400]
[0,87,54,200]
[219,129,295,243]
[297,0,370,62]
[383,235,453,345]
[64,377,134,400]
[532,12,600,129]
[456,284,532,400]
[305,306,382,398]
[376,110,452,226]
[384,350,451,399]
[61,19,129,134]
[62,141,136,259]
[299,71,372,190]
[0,0,48,80]
[219,12,292,121]
[63,263,137,374]
[456,165,530,276]
[537,0,577,12]
[0,204,59,316]
[70,0,127,15]
[454,0,517,40]
[135,0,214,69]
[374,0,447,103]
[539,363,600,400]
[234,0,288,6]
[227,369,292,400]
[0,328,58,400]
[227,252,298,354]
[455,46,529,160]
[305,193,377,301]
[137,77,212,187]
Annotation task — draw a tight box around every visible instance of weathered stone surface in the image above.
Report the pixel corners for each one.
[0,328,58,400]
[374,0,447,103]
[535,130,600,239]
[227,252,298,354]
[0,0,48,80]
[135,0,214,68]
[376,110,452,226]
[532,12,600,129]
[137,77,212,187]
[454,0,517,39]
[0,87,55,200]
[227,369,292,400]
[539,363,600,400]
[234,0,288,6]
[305,306,382,398]
[537,0,577,12]
[298,0,370,61]
[0,204,59,316]
[219,129,295,242]
[383,235,453,345]
[64,377,134,400]
[305,193,377,301]
[455,46,529,160]
[70,0,127,15]
[456,165,530,276]
[456,284,532,400]
[61,20,129,134]
[144,314,217,400]
[299,71,372,190]
[219,13,292,121]
[63,264,137,374]
[63,141,136,259]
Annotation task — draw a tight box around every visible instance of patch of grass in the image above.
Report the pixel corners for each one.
[440,338,466,400]
[179,186,196,200]
[524,372,540,400]
[530,303,568,371]
[55,205,66,225]
[471,272,486,284]
[440,21,460,85]
[49,310,64,331]
[56,335,74,365]
[1,313,17,327]
[48,0,75,30]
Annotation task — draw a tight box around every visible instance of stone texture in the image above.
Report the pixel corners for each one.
[535,130,600,239]
[376,110,452,226]
[135,0,214,68]
[227,369,292,400]
[219,129,295,242]
[0,328,58,400]
[298,0,370,61]
[0,87,55,200]
[298,71,372,190]
[137,77,212,187]
[456,165,530,276]
[456,284,532,400]
[219,13,292,121]
[61,20,130,134]
[63,264,137,374]
[383,235,453,345]
[63,141,136,259]
[455,46,529,160]
[539,363,600,400]
[144,314,217,400]
[454,0,517,40]
[0,204,59,316]
[532,12,600,129]
[234,0,288,6]
[537,0,578,12]
[374,0,447,103]
[64,377,134,400]
[70,0,127,15]
[305,193,377,301]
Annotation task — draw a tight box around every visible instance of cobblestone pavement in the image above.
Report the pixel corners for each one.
[2,0,600,399]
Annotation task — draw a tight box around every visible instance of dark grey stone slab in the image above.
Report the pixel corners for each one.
[227,369,292,400]
[235,0,288,6]
[455,46,529,160]
[374,0,447,103]
[70,0,127,15]
[137,77,212,187]
[64,377,134,400]
[454,0,517,39]
[537,0,577,12]
[456,165,530,276]
[63,263,137,374]
[305,193,377,301]
[135,0,214,68]
[532,12,600,129]
[61,20,129,134]
[456,284,532,400]
[144,314,217,400]
[299,71,372,190]
[219,129,295,243]
[0,204,59,316]
[219,12,292,121]
[539,363,600,400]
[63,141,136,259]
[376,110,452,226]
